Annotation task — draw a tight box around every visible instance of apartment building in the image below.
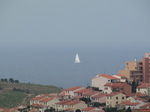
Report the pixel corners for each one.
[92,74,120,91]
[118,57,149,83]
[145,53,150,82]
[106,92,126,107]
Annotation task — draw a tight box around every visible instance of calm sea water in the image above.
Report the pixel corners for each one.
[0,46,144,89]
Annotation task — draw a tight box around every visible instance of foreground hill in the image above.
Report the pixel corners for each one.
[0,81,62,108]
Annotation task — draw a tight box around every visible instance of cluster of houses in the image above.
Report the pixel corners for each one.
[27,74,150,112]
[1,74,150,112]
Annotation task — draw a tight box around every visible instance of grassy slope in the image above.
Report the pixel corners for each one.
[0,82,62,108]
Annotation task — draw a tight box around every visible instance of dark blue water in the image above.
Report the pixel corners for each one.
[0,45,146,88]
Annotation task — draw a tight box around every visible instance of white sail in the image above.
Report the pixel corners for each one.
[74,54,80,63]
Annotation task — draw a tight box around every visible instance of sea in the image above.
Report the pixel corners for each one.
[0,45,145,89]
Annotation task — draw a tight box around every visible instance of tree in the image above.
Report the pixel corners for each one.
[14,80,19,83]
[131,80,139,93]
[9,78,14,83]
[80,97,91,104]
[92,102,105,107]
[75,109,81,112]
[125,107,132,112]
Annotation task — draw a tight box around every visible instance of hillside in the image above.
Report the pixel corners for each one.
[0,81,62,108]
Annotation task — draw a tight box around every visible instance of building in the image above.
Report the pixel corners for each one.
[136,83,150,95]
[106,92,126,107]
[118,58,149,83]
[91,93,107,103]
[92,74,120,91]
[56,100,87,112]
[81,107,104,112]
[104,82,132,94]
[145,53,150,82]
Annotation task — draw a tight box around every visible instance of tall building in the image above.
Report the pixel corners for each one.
[118,57,149,83]
[145,53,150,81]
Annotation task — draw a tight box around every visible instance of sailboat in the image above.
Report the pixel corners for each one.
[74,53,81,63]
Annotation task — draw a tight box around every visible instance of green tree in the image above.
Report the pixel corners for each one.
[80,97,91,104]
[125,107,131,112]
[75,109,81,112]
[14,80,19,83]
[9,78,14,83]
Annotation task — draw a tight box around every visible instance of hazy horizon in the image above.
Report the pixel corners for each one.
[0,0,150,88]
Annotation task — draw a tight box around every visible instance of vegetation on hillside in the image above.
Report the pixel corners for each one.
[0,81,62,108]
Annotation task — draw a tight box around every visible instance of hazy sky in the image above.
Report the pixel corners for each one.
[0,0,150,49]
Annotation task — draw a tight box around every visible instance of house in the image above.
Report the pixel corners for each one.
[92,74,120,91]
[106,92,126,107]
[113,74,127,82]
[39,97,60,108]
[30,96,46,105]
[136,83,150,95]
[118,100,140,109]
[139,103,150,109]
[104,82,132,94]
[91,93,107,103]
[81,107,104,112]
[82,90,99,99]
[56,100,87,112]
[30,104,47,112]
[74,88,93,98]
[64,86,85,98]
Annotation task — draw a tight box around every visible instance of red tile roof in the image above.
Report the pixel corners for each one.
[126,92,148,97]
[92,93,107,98]
[140,103,150,108]
[104,82,130,88]
[30,104,46,107]
[119,100,140,106]
[30,96,46,101]
[106,92,122,96]
[115,74,127,78]
[56,100,82,105]
[39,97,55,102]
[81,107,96,111]
[137,83,150,88]
[83,91,99,96]
[100,74,119,79]
[74,88,91,93]
[65,86,83,91]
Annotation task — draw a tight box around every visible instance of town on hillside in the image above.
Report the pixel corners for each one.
[1,53,150,112]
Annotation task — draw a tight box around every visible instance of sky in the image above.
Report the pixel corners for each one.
[0,0,150,50]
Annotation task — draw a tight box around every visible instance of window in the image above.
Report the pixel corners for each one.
[139,63,142,65]
[122,97,124,99]
[135,67,137,69]
[126,63,128,65]
[116,97,118,100]
[116,102,118,104]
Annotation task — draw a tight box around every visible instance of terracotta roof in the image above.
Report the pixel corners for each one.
[65,100,81,105]
[81,107,96,111]
[126,92,148,97]
[74,88,91,93]
[56,100,82,105]
[100,74,119,79]
[106,92,122,96]
[39,97,55,102]
[65,86,83,91]
[30,96,46,101]
[56,100,71,104]
[83,91,99,96]
[140,103,150,108]
[115,74,127,78]
[104,82,130,88]
[137,83,150,88]
[92,93,107,98]
[119,100,140,106]
[30,104,47,107]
